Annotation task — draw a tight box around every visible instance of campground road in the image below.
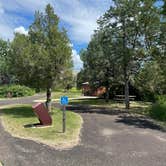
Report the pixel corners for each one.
[0,96,166,166]
[0,94,46,107]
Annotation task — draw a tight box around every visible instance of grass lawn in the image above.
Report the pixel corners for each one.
[52,88,82,99]
[0,105,83,149]
[69,98,151,110]
[37,88,82,102]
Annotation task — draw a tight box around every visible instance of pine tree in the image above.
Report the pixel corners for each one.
[97,0,161,109]
[11,4,73,110]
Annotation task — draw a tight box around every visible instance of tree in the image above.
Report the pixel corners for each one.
[10,34,34,86]
[0,39,11,84]
[135,60,166,100]
[96,0,161,109]
[10,4,73,110]
[78,31,117,102]
[60,69,74,91]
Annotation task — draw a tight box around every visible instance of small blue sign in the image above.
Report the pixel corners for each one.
[60,96,69,105]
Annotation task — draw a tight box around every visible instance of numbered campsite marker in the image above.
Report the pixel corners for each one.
[60,96,68,133]
[60,96,68,105]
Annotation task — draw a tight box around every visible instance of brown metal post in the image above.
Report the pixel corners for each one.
[63,105,66,133]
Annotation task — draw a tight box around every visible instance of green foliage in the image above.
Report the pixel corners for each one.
[155,95,166,104]
[77,69,89,89]
[0,39,11,84]
[78,0,165,106]
[10,4,73,91]
[52,88,81,99]
[58,70,75,90]
[134,61,166,101]
[149,94,166,121]
[149,102,166,122]
[0,85,35,98]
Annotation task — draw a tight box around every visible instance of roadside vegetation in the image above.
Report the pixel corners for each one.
[0,85,35,98]
[149,95,166,122]
[1,105,83,148]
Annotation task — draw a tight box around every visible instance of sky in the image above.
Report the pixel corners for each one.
[0,0,112,71]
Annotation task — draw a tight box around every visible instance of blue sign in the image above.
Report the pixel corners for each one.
[60,96,69,105]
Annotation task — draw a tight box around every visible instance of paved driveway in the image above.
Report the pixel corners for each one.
[0,93,46,107]
[0,97,166,166]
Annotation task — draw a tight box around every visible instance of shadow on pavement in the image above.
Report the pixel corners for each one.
[67,105,128,115]
[67,105,166,132]
[116,114,166,132]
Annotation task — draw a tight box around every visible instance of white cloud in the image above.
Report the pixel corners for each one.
[0,0,112,71]
[68,43,74,48]
[52,0,112,43]
[72,49,83,71]
[0,0,112,43]
[14,26,28,35]
[0,0,48,14]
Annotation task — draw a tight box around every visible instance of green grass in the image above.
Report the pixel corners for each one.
[1,105,83,148]
[69,98,151,110]
[52,88,82,99]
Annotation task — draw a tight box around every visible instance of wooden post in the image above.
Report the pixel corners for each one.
[62,105,66,133]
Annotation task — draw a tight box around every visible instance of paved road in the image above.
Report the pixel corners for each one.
[0,97,166,166]
[0,93,46,107]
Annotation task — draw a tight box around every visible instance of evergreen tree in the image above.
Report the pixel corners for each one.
[10,4,73,110]
[0,39,11,84]
[96,0,161,109]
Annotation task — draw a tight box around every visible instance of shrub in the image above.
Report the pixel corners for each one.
[149,95,166,121]
[0,85,35,98]
[155,95,166,104]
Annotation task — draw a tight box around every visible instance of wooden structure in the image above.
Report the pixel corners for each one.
[82,82,106,96]
[82,82,90,95]
[32,103,52,126]
[114,95,136,102]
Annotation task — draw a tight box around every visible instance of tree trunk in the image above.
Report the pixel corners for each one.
[122,18,130,110]
[124,74,130,110]
[105,86,110,103]
[46,87,52,112]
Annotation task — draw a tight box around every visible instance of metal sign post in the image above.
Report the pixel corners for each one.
[60,96,68,133]
[62,105,66,133]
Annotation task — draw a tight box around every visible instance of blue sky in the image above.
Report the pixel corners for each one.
[0,0,112,71]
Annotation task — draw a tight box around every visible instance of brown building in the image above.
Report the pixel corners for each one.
[82,82,106,96]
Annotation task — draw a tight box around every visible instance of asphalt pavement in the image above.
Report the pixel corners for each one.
[0,96,166,166]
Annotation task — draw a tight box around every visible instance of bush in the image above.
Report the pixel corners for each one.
[155,95,166,104]
[149,95,166,121]
[0,85,35,98]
